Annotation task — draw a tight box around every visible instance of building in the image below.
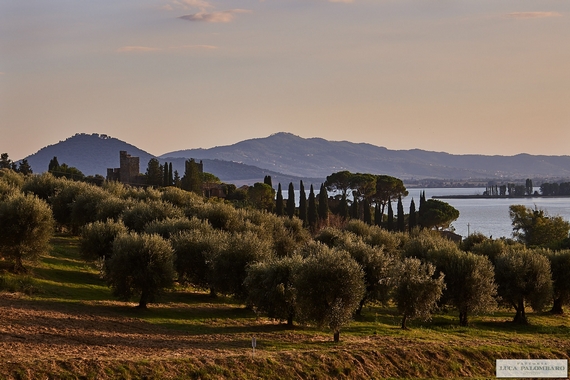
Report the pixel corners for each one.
[106,151,143,185]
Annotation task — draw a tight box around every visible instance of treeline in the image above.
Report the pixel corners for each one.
[484,179,535,196]
[540,182,570,196]
[1,168,570,341]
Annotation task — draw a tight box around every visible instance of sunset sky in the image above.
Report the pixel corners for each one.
[2,0,569,160]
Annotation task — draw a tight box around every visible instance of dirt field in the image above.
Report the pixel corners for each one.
[1,292,569,379]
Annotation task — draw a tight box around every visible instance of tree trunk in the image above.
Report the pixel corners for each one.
[551,298,564,315]
[459,311,468,327]
[333,331,340,342]
[401,314,408,330]
[355,299,365,317]
[209,287,218,298]
[513,298,528,324]
[13,256,27,274]
[287,313,294,328]
[138,291,149,309]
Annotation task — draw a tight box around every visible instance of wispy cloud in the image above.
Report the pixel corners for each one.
[117,45,217,53]
[179,9,251,23]
[506,12,562,19]
[117,46,161,53]
[161,0,213,11]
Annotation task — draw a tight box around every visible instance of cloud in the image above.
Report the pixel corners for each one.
[328,0,355,3]
[506,12,562,19]
[117,45,217,53]
[117,46,161,53]
[162,0,213,11]
[179,9,251,23]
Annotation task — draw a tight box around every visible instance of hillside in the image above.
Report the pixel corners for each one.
[22,132,570,183]
[23,133,321,186]
[25,133,155,177]
[162,132,570,180]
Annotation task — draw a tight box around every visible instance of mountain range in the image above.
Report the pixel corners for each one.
[23,132,570,186]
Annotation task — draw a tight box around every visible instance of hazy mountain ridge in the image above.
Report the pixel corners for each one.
[23,133,321,186]
[161,132,570,179]
[22,132,570,185]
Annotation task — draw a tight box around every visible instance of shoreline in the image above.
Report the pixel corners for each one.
[432,194,570,199]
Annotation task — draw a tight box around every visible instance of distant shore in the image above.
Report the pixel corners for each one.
[432,194,570,199]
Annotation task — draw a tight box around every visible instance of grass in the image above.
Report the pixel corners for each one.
[1,234,569,379]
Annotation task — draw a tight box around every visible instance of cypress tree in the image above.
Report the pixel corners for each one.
[351,198,359,220]
[168,163,173,186]
[397,195,405,232]
[318,183,329,225]
[163,163,169,187]
[363,199,372,225]
[48,156,60,172]
[387,202,394,231]
[418,191,426,229]
[181,159,203,194]
[173,170,181,188]
[286,182,295,219]
[299,181,308,227]
[408,198,417,232]
[374,204,382,227]
[276,183,284,216]
[264,175,273,188]
[308,184,318,230]
[339,192,349,220]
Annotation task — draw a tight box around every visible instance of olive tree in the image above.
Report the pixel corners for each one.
[50,181,88,229]
[209,231,274,300]
[0,193,54,272]
[105,233,175,308]
[509,205,570,248]
[70,185,108,232]
[427,247,497,326]
[245,255,303,326]
[393,257,445,329]
[315,229,393,315]
[21,172,65,201]
[80,219,128,262]
[170,227,228,292]
[121,199,184,232]
[0,168,24,189]
[494,248,553,324]
[293,243,365,342]
[546,250,570,314]
[144,217,208,240]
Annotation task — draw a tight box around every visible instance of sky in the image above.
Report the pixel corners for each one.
[1,0,569,161]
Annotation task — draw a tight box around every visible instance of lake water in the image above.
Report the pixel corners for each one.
[406,188,570,239]
[293,188,570,239]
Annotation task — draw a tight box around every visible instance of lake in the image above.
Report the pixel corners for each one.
[293,188,570,239]
[406,188,570,239]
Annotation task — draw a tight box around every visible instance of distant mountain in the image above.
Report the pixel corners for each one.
[24,132,570,185]
[24,133,321,186]
[161,132,570,180]
[25,133,155,177]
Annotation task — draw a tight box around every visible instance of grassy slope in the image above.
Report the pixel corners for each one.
[0,236,569,379]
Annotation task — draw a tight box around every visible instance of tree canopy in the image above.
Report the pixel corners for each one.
[419,199,459,230]
[509,205,570,248]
